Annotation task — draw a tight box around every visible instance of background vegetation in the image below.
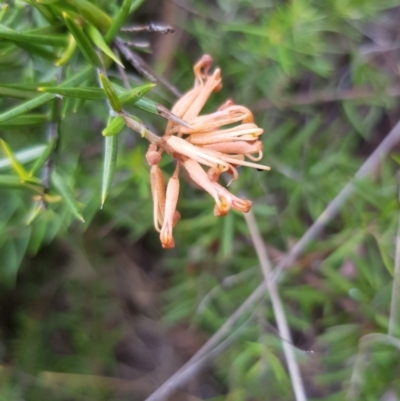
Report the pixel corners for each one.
[1,0,400,400]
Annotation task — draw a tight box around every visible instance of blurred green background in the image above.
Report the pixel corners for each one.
[1,0,400,400]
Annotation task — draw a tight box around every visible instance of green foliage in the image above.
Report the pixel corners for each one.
[1,0,400,400]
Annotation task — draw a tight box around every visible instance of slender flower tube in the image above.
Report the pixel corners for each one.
[142,54,270,248]
[160,166,181,248]
[147,144,165,232]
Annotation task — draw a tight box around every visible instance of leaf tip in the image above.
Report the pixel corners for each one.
[116,60,125,68]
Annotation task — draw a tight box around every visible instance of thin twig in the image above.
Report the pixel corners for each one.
[388,173,400,336]
[244,210,307,401]
[144,297,263,401]
[122,23,175,34]
[115,38,181,97]
[144,118,400,401]
[120,112,162,145]
[122,39,150,49]
[144,287,265,401]
[113,46,130,89]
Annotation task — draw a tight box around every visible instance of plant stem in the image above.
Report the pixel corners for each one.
[244,210,307,401]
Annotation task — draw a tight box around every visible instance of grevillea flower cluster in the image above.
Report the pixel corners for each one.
[146,55,270,248]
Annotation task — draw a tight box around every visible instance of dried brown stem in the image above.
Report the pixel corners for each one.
[115,38,181,97]
[244,210,307,401]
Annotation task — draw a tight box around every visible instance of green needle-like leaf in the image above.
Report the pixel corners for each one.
[51,169,85,222]
[0,113,49,127]
[129,0,146,14]
[0,92,54,123]
[29,139,56,176]
[105,0,137,43]
[66,0,112,32]
[0,66,93,123]
[0,174,42,192]
[102,115,125,136]
[119,83,156,105]
[56,34,77,66]
[86,24,123,67]
[38,83,155,104]
[72,97,86,113]
[63,12,103,68]
[99,72,122,112]
[0,139,30,180]
[0,24,67,46]
[36,0,62,4]
[19,43,58,61]
[25,202,43,226]
[28,1,59,24]
[37,86,105,100]
[101,134,118,208]
[133,97,162,115]
[0,4,8,22]
[0,145,46,171]
[0,175,25,189]
[0,84,38,100]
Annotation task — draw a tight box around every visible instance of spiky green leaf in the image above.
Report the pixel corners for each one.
[66,0,112,31]
[102,115,125,136]
[0,145,46,171]
[105,0,141,42]
[0,24,67,46]
[119,83,156,105]
[63,12,103,68]
[0,139,30,180]
[86,24,124,67]
[51,169,85,222]
[37,86,105,100]
[99,72,122,112]
[29,139,56,176]
[101,134,118,207]
[0,66,93,123]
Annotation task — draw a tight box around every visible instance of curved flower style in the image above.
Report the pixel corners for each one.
[146,55,270,248]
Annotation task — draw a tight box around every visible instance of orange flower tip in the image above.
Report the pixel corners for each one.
[146,150,161,166]
[202,54,213,64]
[240,203,252,213]
[214,204,229,217]
[214,81,223,93]
[214,197,230,217]
[198,54,213,73]
[161,235,175,249]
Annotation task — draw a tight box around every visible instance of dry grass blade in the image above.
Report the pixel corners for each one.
[244,210,307,401]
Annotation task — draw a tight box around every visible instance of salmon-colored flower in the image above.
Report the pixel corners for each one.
[145,55,270,248]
